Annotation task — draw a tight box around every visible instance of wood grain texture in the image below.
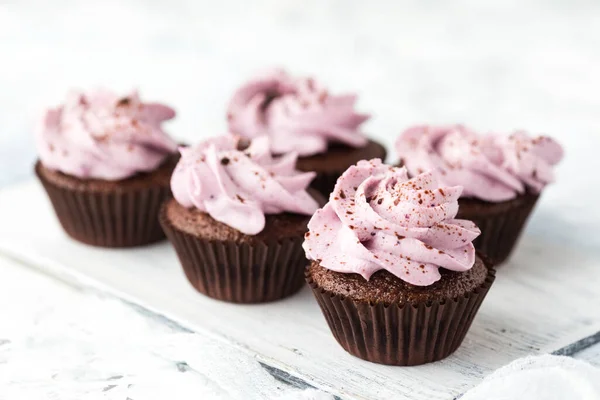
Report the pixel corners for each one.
[553,331,600,357]
[0,181,599,399]
[575,342,600,367]
[3,1,600,397]
[0,256,318,400]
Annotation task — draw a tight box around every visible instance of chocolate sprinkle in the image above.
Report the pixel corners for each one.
[236,138,251,151]
[116,97,131,106]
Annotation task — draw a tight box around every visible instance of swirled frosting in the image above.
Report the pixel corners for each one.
[396,125,564,202]
[171,135,320,235]
[303,159,480,286]
[226,69,369,157]
[36,89,178,180]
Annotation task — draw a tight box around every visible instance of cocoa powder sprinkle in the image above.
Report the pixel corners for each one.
[116,97,131,106]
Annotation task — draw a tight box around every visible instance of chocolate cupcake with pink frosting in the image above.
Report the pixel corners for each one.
[226,69,387,196]
[35,89,179,247]
[160,135,321,303]
[396,125,564,265]
[304,159,495,366]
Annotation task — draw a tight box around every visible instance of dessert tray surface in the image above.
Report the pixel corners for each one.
[0,180,598,400]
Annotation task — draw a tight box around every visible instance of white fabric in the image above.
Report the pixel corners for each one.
[462,355,600,400]
[277,354,600,400]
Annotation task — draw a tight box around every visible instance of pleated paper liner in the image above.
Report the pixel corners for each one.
[159,206,308,304]
[457,193,540,265]
[35,161,172,248]
[306,263,496,366]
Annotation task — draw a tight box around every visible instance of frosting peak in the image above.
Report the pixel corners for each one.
[303,159,480,286]
[36,89,178,180]
[171,135,319,235]
[396,125,564,202]
[227,69,369,157]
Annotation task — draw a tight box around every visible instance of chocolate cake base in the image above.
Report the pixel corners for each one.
[306,257,495,366]
[160,198,313,303]
[35,155,178,248]
[296,139,387,198]
[457,193,539,265]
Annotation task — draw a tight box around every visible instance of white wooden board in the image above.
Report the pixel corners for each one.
[1,181,599,400]
[0,256,315,400]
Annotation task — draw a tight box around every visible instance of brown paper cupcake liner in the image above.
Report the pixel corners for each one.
[458,193,540,265]
[159,207,308,303]
[36,164,171,248]
[306,266,496,366]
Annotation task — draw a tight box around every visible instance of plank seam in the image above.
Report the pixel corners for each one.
[0,250,341,398]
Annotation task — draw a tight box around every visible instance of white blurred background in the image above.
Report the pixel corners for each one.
[1,1,599,213]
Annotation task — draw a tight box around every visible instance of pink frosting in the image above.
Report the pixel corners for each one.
[226,69,369,157]
[171,135,320,235]
[396,125,564,202]
[303,159,480,286]
[36,89,178,180]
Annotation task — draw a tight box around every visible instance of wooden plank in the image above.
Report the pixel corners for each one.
[0,255,320,400]
[575,343,600,367]
[554,331,600,357]
[0,181,599,399]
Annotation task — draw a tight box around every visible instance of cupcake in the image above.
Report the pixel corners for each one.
[303,159,495,366]
[160,135,321,303]
[226,69,387,196]
[35,89,179,247]
[396,125,563,265]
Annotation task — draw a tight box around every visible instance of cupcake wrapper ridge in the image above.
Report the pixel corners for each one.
[306,266,496,366]
[160,204,308,303]
[36,162,170,248]
[458,194,539,265]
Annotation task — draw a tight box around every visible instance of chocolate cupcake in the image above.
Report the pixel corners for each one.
[396,125,563,265]
[226,69,387,196]
[160,135,321,303]
[35,89,179,247]
[303,160,495,366]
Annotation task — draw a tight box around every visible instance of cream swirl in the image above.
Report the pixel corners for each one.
[36,89,178,180]
[171,135,319,235]
[396,125,563,202]
[495,131,564,193]
[303,159,480,286]
[226,69,369,157]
